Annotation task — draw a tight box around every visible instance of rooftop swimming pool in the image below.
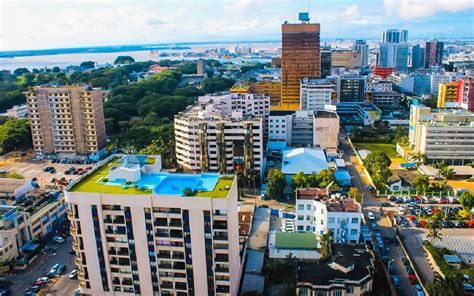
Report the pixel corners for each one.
[104,173,220,195]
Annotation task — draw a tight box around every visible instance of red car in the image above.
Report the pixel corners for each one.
[419,220,427,228]
[409,274,418,284]
[408,215,416,222]
[466,220,474,228]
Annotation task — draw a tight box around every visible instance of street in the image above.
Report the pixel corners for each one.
[5,236,77,296]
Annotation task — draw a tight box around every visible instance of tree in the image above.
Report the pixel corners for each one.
[412,175,430,194]
[80,61,95,69]
[317,169,338,191]
[51,66,61,73]
[320,232,333,259]
[427,215,443,242]
[266,169,285,200]
[363,152,392,188]
[0,118,32,154]
[13,68,29,76]
[291,171,307,190]
[439,166,455,182]
[138,124,176,168]
[348,187,362,202]
[114,56,135,64]
[202,78,235,93]
[410,152,425,167]
[426,272,465,296]
[459,191,474,210]
[182,187,194,196]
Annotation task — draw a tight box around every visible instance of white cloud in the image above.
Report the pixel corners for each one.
[384,0,474,19]
[343,4,359,19]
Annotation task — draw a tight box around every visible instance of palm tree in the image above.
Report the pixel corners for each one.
[439,166,455,181]
[427,215,443,242]
[426,272,465,296]
[410,152,425,167]
[319,232,333,259]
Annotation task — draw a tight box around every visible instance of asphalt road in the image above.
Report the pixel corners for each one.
[5,236,77,296]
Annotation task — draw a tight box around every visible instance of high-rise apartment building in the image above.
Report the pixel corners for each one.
[174,93,266,178]
[459,77,474,112]
[353,40,369,66]
[65,155,241,295]
[280,13,320,110]
[300,78,335,111]
[430,72,465,95]
[424,40,444,68]
[411,44,425,69]
[25,85,107,160]
[438,81,461,108]
[382,29,408,43]
[320,47,332,78]
[409,104,474,165]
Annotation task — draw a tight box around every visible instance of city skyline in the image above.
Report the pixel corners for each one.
[2,0,474,51]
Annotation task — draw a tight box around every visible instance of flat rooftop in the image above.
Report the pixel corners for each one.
[275,232,318,250]
[0,178,28,193]
[69,157,233,198]
[327,199,361,213]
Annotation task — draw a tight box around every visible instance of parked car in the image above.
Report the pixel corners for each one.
[409,274,418,284]
[392,276,400,286]
[381,202,391,207]
[55,264,65,275]
[69,270,78,279]
[50,264,61,274]
[53,236,65,243]
[414,284,425,296]
[371,223,378,230]
[455,221,466,228]
[367,212,375,221]
[413,220,421,227]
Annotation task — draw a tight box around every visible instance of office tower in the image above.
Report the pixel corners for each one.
[281,13,320,110]
[379,43,409,72]
[409,104,474,165]
[337,75,365,103]
[320,47,332,78]
[65,155,241,295]
[353,40,369,66]
[425,40,444,68]
[379,29,409,72]
[459,77,474,112]
[196,59,206,75]
[438,81,461,108]
[411,44,425,69]
[25,85,107,160]
[382,29,408,43]
[174,93,266,178]
[300,78,334,111]
[331,50,362,69]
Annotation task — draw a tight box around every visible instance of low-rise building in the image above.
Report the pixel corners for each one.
[2,104,29,118]
[174,93,266,178]
[296,188,362,243]
[431,72,465,95]
[300,78,335,111]
[438,81,461,108]
[281,149,329,184]
[0,178,36,203]
[370,91,401,108]
[409,103,474,165]
[0,193,67,262]
[296,244,374,296]
[336,102,381,126]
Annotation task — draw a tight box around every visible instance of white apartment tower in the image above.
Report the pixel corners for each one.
[174,93,267,178]
[295,188,362,243]
[300,78,335,111]
[65,155,242,296]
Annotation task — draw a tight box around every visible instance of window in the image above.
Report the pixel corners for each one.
[299,288,308,295]
[351,218,359,224]
[346,286,354,294]
[306,226,311,231]
[334,290,343,296]
[298,205,304,211]
[306,215,311,221]
[297,215,304,221]
[320,220,324,225]
[306,205,311,211]
[328,217,335,223]
[350,229,358,235]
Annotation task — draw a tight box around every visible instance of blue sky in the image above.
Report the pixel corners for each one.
[1,0,474,51]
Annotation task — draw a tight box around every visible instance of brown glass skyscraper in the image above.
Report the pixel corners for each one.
[280,20,320,110]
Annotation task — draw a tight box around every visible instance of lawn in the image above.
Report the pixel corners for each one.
[354,142,407,168]
[69,159,152,194]
[275,232,317,249]
[194,177,234,198]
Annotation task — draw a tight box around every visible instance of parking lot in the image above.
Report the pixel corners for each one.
[0,158,96,191]
[4,236,77,296]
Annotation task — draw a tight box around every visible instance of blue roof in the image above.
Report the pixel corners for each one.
[400,162,417,168]
[281,148,329,175]
[20,241,41,252]
[334,170,351,181]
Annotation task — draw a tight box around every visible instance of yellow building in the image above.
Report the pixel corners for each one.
[438,81,460,108]
[230,81,282,108]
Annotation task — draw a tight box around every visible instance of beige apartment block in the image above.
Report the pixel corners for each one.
[25,85,107,160]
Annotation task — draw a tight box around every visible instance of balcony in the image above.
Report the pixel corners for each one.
[72,241,79,252]
[213,235,228,241]
[70,226,77,236]
[67,210,73,220]
[75,256,82,266]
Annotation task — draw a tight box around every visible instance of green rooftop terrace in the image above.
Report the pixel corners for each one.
[69,156,233,198]
[275,232,318,250]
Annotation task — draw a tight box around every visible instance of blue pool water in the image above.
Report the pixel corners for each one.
[103,173,219,195]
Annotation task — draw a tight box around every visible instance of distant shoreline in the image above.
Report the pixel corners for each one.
[0,40,280,58]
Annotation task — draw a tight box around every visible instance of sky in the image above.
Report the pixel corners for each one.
[1,0,474,51]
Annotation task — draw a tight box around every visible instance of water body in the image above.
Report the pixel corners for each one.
[0,42,279,71]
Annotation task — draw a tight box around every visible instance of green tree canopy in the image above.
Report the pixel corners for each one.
[203,78,235,93]
[412,175,430,194]
[0,118,31,155]
[114,56,135,64]
[459,191,474,210]
[80,61,95,69]
[266,169,285,200]
[363,151,392,188]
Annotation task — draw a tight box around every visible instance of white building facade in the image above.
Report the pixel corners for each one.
[300,78,335,111]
